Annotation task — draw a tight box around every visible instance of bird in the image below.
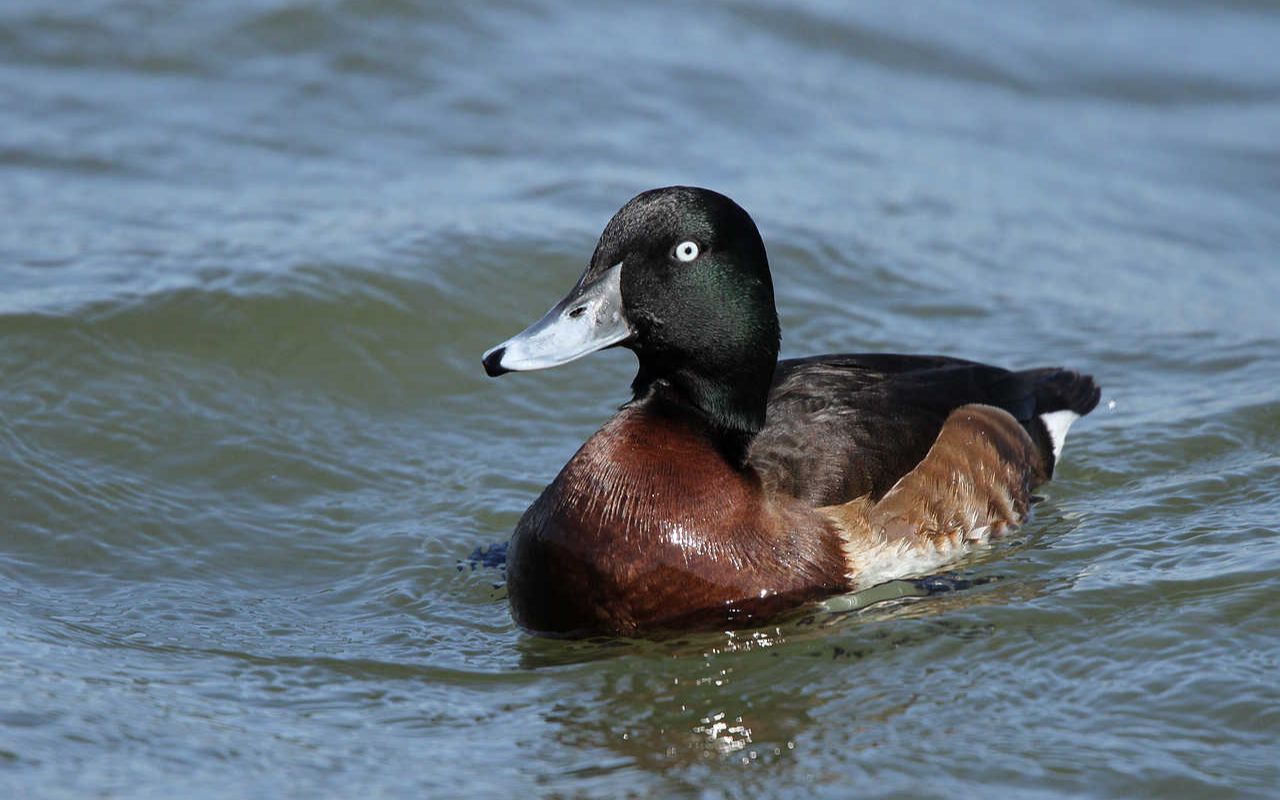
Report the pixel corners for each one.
[483,186,1099,637]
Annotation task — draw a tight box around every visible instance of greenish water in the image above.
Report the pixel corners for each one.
[2,1,1278,797]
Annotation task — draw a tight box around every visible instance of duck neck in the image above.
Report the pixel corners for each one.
[631,360,775,467]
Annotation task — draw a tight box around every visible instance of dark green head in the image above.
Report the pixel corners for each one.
[483,186,781,458]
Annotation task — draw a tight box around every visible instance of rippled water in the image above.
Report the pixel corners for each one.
[3,1,1279,797]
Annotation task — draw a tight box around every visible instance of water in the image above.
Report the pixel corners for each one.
[2,0,1278,796]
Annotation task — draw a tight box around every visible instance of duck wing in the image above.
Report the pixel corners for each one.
[748,353,1099,506]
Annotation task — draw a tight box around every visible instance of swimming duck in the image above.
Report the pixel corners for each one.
[483,186,1099,637]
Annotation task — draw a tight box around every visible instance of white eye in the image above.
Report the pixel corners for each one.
[674,241,700,262]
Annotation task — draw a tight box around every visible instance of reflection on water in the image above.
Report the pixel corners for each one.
[511,570,1068,781]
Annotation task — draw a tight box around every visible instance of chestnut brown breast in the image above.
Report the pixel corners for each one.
[506,401,848,636]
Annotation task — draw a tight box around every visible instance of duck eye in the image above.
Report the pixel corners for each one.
[673,241,700,262]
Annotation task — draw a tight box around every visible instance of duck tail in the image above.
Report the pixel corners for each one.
[1020,368,1101,478]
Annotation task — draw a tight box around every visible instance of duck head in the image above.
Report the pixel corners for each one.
[483,186,781,457]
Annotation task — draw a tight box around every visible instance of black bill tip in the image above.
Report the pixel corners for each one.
[482,346,510,377]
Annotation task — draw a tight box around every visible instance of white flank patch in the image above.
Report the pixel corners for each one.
[847,526,993,589]
[1040,410,1080,461]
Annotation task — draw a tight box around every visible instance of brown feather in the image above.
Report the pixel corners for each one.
[821,404,1048,586]
[507,400,848,636]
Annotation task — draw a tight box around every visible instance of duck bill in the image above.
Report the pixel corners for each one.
[483,263,631,377]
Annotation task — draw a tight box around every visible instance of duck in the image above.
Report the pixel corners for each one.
[482,186,1099,638]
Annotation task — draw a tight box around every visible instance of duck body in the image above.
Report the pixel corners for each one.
[507,391,848,634]
[484,187,1099,638]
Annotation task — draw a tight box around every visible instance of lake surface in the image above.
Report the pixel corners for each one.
[2,1,1278,797]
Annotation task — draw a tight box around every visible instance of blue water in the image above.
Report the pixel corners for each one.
[2,1,1278,797]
